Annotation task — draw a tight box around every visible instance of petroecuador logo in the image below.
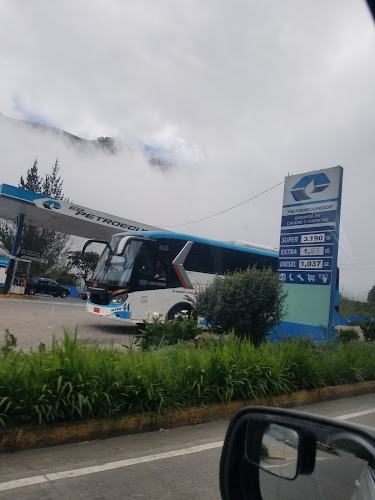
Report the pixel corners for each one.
[42,200,61,210]
[34,198,61,210]
[291,173,330,202]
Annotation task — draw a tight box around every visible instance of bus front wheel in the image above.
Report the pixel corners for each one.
[167,304,193,322]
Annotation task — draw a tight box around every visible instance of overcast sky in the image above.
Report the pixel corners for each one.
[0,0,374,299]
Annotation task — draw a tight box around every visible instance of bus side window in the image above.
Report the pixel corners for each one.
[260,255,278,272]
[207,246,224,274]
[136,243,156,276]
[184,243,206,273]
[225,249,249,273]
[221,249,255,273]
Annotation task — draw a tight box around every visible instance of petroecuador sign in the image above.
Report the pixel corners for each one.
[0,183,161,237]
[32,198,148,232]
[278,166,343,330]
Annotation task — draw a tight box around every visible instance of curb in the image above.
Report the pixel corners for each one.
[0,294,38,299]
[1,380,375,452]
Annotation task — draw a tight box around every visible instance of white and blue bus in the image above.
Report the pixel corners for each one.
[83,232,279,323]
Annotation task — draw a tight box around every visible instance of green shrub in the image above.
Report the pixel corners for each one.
[362,320,375,342]
[139,316,202,350]
[195,267,287,345]
[260,443,269,459]
[0,329,17,356]
[337,328,360,343]
[2,332,375,430]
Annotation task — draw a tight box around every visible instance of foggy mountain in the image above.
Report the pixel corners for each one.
[0,112,173,169]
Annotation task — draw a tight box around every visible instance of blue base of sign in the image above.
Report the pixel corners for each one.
[269,321,336,342]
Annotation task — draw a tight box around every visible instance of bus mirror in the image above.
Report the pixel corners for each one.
[116,237,129,255]
[116,236,151,256]
[82,239,109,255]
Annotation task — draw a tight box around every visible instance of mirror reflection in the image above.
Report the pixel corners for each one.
[259,425,374,500]
[260,423,299,479]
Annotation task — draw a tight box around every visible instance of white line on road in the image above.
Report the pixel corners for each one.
[335,408,375,420]
[0,476,48,492]
[2,408,375,492]
[0,441,224,492]
[263,461,296,469]
[263,456,335,470]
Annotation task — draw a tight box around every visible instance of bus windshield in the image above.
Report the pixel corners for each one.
[93,237,144,287]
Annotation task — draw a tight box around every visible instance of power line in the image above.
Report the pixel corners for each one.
[161,180,285,228]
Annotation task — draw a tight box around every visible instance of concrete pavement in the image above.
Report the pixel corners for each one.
[1,392,375,499]
[0,296,136,350]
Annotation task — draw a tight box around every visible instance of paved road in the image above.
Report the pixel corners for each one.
[1,393,375,499]
[0,296,136,350]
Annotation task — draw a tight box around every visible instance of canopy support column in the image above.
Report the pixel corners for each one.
[4,214,25,294]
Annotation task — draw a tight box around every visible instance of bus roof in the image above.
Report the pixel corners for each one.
[113,231,279,259]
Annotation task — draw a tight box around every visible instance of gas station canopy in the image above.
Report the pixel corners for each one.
[0,184,162,240]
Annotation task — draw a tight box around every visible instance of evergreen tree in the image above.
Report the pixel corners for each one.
[368,284,375,304]
[0,158,72,281]
[43,158,63,198]
[19,159,43,193]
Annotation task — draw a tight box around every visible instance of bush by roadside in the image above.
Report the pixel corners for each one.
[195,267,287,345]
[337,328,360,343]
[2,332,375,430]
[138,316,202,350]
[363,320,375,342]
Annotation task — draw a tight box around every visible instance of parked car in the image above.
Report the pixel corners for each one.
[80,289,88,300]
[25,278,71,298]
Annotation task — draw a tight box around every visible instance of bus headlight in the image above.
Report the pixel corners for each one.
[111,293,128,304]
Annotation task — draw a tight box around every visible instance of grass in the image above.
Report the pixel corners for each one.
[1,332,375,430]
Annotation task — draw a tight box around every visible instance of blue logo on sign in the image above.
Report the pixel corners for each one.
[291,173,330,201]
[42,200,61,210]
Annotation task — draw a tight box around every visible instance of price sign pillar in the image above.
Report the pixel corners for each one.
[277,166,343,339]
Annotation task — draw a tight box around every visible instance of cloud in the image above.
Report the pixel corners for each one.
[0,0,374,299]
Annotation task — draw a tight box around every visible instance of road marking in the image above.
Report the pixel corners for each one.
[0,441,224,492]
[2,408,375,492]
[263,455,334,470]
[0,476,48,491]
[335,408,375,420]
[263,461,295,469]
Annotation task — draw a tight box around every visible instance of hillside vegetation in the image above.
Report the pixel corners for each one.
[340,297,375,319]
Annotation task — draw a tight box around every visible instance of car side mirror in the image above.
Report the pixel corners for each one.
[220,406,375,500]
[258,423,300,480]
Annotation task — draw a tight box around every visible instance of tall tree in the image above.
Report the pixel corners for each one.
[68,251,99,283]
[19,159,43,193]
[42,158,63,198]
[0,158,72,280]
[368,284,375,304]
